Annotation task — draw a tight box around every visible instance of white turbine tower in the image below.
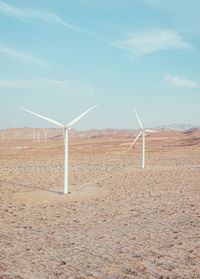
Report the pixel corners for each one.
[127,108,157,168]
[20,105,98,194]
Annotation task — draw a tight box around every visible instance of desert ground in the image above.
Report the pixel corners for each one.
[0,129,200,279]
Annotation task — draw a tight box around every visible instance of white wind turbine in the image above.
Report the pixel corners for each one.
[20,105,98,194]
[127,108,157,168]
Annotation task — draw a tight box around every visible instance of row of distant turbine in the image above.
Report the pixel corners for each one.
[20,105,158,194]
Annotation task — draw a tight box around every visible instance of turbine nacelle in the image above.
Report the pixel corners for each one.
[144,129,158,133]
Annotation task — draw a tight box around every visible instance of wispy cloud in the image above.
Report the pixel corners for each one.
[114,30,193,60]
[0,78,94,95]
[165,74,199,88]
[0,0,97,38]
[0,46,46,65]
[140,0,160,4]
[38,78,94,94]
[0,0,68,24]
[0,79,34,88]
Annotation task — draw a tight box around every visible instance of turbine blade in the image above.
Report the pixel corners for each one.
[145,129,158,133]
[127,131,142,152]
[133,107,143,129]
[20,107,64,128]
[66,104,98,127]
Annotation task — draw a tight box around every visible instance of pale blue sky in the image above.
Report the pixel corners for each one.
[0,0,199,130]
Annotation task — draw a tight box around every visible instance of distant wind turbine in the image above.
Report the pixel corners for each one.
[33,128,35,141]
[20,105,98,194]
[127,108,158,168]
[37,129,40,142]
[44,129,47,142]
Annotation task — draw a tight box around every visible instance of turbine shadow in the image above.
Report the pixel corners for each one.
[0,180,62,194]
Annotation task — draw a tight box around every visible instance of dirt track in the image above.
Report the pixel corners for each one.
[0,137,200,278]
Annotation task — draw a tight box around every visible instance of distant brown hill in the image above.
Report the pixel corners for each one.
[0,127,200,147]
[0,127,137,141]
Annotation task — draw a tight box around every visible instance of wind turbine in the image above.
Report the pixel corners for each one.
[127,108,157,168]
[20,105,98,194]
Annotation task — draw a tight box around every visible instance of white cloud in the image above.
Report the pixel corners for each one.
[0,46,46,65]
[165,74,199,88]
[0,0,67,23]
[114,30,193,60]
[0,79,34,88]
[0,78,94,95]
[140,0,160,4]
[0,1,96,38]
[38,78,94,94]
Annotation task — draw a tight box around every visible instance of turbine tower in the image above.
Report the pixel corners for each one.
[33,128,35,141]
[127,108,157,168]
[44,130,47,142]
[37,129,40,142]
[20,105,98,194]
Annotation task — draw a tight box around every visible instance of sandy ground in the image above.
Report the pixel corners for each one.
[0,137,200,279]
